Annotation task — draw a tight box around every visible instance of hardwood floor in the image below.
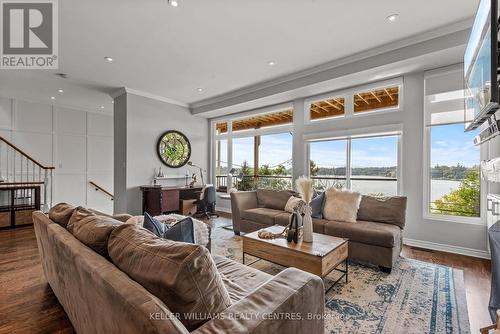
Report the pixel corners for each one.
[0,219,492,333]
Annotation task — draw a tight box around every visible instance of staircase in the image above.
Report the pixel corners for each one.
[0,136,54,228]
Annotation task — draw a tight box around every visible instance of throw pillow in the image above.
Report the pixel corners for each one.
[143,212,165,237]
[323,188,362,223]
[70,215,122,258]
[284,196,302,213]
[164,217,195,243]
[48,202,76,228]
[108,224,231,330]
[310,192,325,218]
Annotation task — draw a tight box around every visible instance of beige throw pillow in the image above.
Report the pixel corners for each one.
[323,188,362,223]
[284,196,302,213]
[108,224,232,331]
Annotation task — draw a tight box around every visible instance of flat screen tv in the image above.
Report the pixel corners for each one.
[464,0,499,131]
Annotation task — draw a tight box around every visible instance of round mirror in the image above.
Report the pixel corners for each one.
[157,130,191,168]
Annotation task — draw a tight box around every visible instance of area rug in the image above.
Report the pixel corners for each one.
[211,227,471,334]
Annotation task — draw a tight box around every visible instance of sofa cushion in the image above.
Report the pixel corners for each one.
[70,215,122,257]
[275,212,291,226]
[323,188,361,223]
[241,207,284,225]
[108,224,231,331]
[357,195,407,229]
[48,202,76,227]
[256,189,295,210]
[322,219,400,248]
[67,206,96,233]
[88,208,133,223]
[213,254,272,304]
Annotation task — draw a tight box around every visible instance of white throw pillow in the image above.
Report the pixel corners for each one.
[284,196,302,213]
[323,188,362,223]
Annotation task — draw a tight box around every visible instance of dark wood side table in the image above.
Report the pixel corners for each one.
[140,185,203,216]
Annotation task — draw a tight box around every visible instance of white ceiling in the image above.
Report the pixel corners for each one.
[0,0,479,112]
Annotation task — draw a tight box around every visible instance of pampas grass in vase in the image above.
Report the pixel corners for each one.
[296,176,314,243]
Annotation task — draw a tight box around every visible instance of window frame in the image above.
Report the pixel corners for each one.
[306,127,403,196]
[304,77,403,125]
[422,65,483,225]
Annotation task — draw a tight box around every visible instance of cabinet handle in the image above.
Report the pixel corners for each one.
[488,198,493,211]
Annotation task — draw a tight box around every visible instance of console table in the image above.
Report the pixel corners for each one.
[140,185,203,216]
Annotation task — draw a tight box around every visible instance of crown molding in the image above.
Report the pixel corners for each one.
[190,18,473,114]
[110,87,189,108]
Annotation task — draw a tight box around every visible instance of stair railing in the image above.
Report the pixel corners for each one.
[89,181,113,201]
[0,136,55,211]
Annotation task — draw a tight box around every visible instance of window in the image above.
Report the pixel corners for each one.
[424,66,481,220]
[305,79,402,123]
[232,109,292,133]
[309,134,399,195]
[309,97,345,121]
[213,106,293,192]
[350,136,398,196]
[215,121,228,135]
[354,86,399,114]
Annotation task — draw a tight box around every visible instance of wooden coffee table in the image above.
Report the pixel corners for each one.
[242,225,348,292]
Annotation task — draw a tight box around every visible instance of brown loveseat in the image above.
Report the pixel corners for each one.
[33,208,325,334]
[231,189,407,273]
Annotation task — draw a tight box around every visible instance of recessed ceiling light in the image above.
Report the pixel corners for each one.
[267,60,276,66]
[100,105,105,109]
[386,14,399,22]
[50,96,55,100]
[197,88,203,92]
[112,100,115,104]
[104,56,114,62]
[58,89,63,93]
[168,0,178,7]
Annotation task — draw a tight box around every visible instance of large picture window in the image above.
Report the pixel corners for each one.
[309,134,399,196]
[424,66,481,221]
[213,107,293,192]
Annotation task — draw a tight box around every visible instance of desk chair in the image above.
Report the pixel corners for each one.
[194,184,219,219]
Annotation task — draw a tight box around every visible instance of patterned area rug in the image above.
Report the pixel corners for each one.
[211,227,471,334]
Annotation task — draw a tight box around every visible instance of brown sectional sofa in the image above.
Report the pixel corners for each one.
[33,207,325,334]
[231,189,407,272]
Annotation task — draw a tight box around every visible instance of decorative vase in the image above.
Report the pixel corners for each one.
[302,205,313,243]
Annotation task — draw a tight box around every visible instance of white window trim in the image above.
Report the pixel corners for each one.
[305,126,403,196]
[304,77,404,125]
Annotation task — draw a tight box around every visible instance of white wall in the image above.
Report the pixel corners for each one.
[0,96,114,214]
[114,92,209,215]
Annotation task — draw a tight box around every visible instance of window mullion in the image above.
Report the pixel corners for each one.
[346,138,352,189]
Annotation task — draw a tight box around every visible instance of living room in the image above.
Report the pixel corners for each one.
[0,0,498,333]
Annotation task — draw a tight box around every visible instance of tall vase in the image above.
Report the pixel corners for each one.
[302,205,313,243]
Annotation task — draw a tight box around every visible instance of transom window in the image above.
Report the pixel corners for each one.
[305,79,402,123]
[354,86,399,113]
[309,97,345,121]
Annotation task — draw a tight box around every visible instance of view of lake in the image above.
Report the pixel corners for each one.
[313,177,461,200]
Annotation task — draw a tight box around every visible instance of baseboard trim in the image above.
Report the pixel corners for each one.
[215,206,231,214]
[403,238,490,260]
